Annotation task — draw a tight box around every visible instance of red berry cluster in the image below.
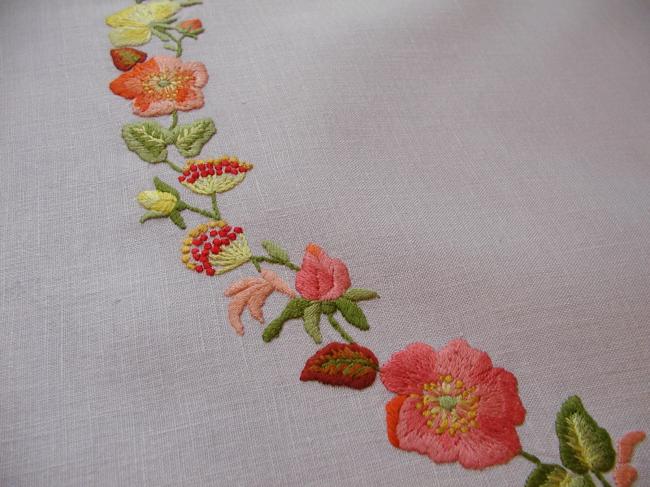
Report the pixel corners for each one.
[178,158,251,184]
[189,225,244,275]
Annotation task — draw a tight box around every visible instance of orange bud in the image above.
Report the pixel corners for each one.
[179,18,203,33]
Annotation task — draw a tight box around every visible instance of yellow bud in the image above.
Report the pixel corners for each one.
[137,190,177,215]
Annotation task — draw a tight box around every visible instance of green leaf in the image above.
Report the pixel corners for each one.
[122,121,174,163]
[262,298,310,342]
[302,302,322,344]
[173,119,217,157]
[261,240,289,263]
[343,288,379,302]
[139,211,165,224]
[556,396,616,474]
[168,210,186,229]
[334,297,369,330]
[525,464,595,487]
[153,177,180,199]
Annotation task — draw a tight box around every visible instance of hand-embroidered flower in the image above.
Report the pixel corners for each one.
[224,269,296,335]
[614,431,646,487]
[181,221,252,275]
[178,157,253,195]
[381,339,526,470]
[106,0,181,48]
[110,56,208,117]
[137,190,177,216]
[295,244,351,301]
[179,18,203,34]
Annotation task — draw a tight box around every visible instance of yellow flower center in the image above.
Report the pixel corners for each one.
[143,70,191,99]
[412,375,480,436]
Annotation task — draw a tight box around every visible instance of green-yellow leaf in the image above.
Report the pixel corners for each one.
[302,302,322,344]
[173,119,217,157]
[334,297,369,330]
[261,240,289,263]
[262,298,310,342]
[525,464,595,487]
[122,121,174,163]
[555,396,616,474]
[343,288,379,302]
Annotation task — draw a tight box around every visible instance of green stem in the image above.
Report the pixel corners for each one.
[210,193,221,220]
[169,111,178,130]
[183,204,216,219]
[179,0,202,6]
[520,451,542,465]
[250,256,300,272]
[327,313,355,343]
[593,472,612,487]
[164,159,183,173]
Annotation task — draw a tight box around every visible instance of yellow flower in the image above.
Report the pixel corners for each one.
[137,190,177,215]
[106,1,181,47]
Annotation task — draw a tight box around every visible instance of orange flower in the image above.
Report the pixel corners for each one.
[109,55,208,117]
[179,18,203,33]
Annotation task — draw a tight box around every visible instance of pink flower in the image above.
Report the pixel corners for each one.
[295,244,351,301]
[381,339,526,470]
[109,55,208,117]
[224,269,295,335]
[614,431,646,487]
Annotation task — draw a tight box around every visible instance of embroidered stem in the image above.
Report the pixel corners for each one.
[210,193,221,220]
[250,256,300,272]
[184,204,217,219]
[594,472,612,487]
[327,313,355,343]
[164,158,183,173]
[520,451,542,465]
[169,111,178,130]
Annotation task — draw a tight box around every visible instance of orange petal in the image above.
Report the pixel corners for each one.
[386,395,407,448]
[614,464,638,487]
[617,431,646,464]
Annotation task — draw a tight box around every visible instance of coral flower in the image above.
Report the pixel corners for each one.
[110,56,208,117]
[295,244,351,301]
[381,340,526,470]
[106,0,181,48]
[224,269,296,335]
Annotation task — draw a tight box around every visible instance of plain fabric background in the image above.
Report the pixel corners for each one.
[1,0,649,485]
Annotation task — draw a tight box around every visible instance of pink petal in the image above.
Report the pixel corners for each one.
[435,339,493,384]
[396,396,461,463]
[617,431,646,464]
[261,268,296,297]
[380,343,438,395]
[247,283,274,323]
[474,368,526,426]
[614,464,638,487]
[226,287,255,336]
[183,61,209,87]
[224,277,261,297]
[455,421,522,469]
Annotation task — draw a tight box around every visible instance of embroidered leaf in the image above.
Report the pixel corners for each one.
[335,297,369,330]
[140,211,165,224]
[122,121,174,163]
[262,298,310,342]
[343,288,379,302]
[168,210,186,229]
[556,396,616,474]
[173,118,217,157]
[153,177,180,198]
[300,342,379,389]
[110,47,147,71]
[261,240,290,263]
[525,464,595,487]
[302,302,322,344]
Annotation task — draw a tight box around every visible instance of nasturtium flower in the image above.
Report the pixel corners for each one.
[137,190,177,216]
[381,340,526,470]
[110,56,208,117]
[178,157,253,195]
[106,0,181,48]
[181,221,252,276]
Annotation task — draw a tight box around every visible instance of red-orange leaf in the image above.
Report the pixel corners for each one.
[110,48,147,71]
[300,342,379,389]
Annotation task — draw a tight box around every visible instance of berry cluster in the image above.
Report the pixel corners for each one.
[178,157,252,185]
[181,221,245,275]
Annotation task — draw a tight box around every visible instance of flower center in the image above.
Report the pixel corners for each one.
[157,79,172,88]
[143,70,192,99]
[413,374,480,436]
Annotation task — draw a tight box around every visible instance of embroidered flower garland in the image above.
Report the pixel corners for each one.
[106,2,645,485]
